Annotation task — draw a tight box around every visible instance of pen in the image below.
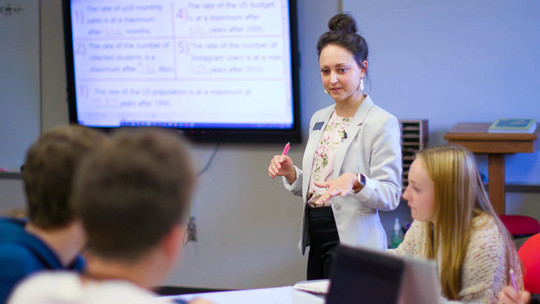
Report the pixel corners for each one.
[510,269,518,294]
[281,142,290,156]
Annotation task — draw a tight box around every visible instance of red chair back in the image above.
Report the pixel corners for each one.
[518,233,540,294]
[499,215,540,238]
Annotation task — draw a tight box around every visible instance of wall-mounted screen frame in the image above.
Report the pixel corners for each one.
[62,0,301,143]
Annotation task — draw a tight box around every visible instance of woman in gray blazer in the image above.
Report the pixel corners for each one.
[268,13,402,280]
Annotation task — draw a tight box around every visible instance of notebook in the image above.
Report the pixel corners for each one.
[325,245,441,304]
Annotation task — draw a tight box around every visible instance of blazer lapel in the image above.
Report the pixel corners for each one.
[333,96,374,178]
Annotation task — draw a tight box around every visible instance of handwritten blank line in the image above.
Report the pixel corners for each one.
[77,78,283,82]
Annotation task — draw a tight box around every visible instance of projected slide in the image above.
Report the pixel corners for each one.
[68,0,294,128]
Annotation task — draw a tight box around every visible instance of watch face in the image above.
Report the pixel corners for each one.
[358,173,366,186]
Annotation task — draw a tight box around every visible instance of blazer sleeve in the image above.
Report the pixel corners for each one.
[355,115,402,211]
[282,166,303,197]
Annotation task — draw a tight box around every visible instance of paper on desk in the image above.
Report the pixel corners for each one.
[164,286,324,304]
[292,279,330,295]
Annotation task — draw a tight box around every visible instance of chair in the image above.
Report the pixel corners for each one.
[499,215,540,238]
[518,233,540,294]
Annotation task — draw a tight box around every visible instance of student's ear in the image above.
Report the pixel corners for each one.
[71,219,88,251]
[161,224,187,259]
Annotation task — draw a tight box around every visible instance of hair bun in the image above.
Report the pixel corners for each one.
[328,13,357,33]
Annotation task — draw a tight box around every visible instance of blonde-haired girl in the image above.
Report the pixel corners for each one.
[389,145,523,303]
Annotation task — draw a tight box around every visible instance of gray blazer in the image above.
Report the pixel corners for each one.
[283,96,402,254]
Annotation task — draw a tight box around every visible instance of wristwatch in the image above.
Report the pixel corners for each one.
[353,173,366,192]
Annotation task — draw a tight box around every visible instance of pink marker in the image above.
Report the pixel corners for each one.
[510,269,518,293]
[281,142,291,155]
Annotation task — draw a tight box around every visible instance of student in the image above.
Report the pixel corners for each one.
[0,125,108,303]
[7,128,211,304]
[268,12,401,280]
[389,145,523,303]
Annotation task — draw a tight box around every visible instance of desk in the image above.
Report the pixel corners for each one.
[164,286,324,304]
[444,123,540,214]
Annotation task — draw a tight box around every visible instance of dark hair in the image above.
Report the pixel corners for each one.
[317,13,369,72]
[70,128,195,261]
[22,125,108,229]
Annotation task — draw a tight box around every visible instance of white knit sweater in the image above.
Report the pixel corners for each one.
[388,214,523,304]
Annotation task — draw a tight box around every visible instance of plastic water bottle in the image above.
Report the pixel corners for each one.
[391,218,404,248]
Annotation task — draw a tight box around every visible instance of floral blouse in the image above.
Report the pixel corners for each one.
[307,110,350,206]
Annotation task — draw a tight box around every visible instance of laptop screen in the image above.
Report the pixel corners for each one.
[326,245,405,304]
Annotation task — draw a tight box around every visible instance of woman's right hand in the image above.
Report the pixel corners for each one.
[498,286,531,304]
[268,155,296,184]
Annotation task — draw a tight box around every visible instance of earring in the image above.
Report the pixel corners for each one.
[324,89,329,94]
[360,78,365,91]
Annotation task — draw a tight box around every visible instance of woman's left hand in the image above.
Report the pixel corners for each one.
[313,173,358,207]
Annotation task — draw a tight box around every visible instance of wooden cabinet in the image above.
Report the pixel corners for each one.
[399,120,429,189]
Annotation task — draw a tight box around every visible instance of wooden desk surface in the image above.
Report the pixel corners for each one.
[444,123,540,154]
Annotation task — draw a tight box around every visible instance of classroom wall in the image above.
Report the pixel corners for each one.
[1,0,539,290]
[0,0,40,171]
[342,0,540,181]
[341,0,540,231]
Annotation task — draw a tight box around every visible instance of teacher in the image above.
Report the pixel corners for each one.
[268,13,402,280]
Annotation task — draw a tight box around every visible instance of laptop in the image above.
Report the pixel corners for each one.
[326,245,405,304]
[325,245,441,304]
[399,253,441,304]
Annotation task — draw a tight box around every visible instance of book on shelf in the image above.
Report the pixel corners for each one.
[488,119,537,134]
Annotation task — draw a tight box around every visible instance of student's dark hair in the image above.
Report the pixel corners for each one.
[317,13,369,72]
[70,128,195,261]
[22,125,108,229]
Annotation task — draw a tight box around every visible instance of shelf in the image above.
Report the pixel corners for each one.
[399,120,429,189]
